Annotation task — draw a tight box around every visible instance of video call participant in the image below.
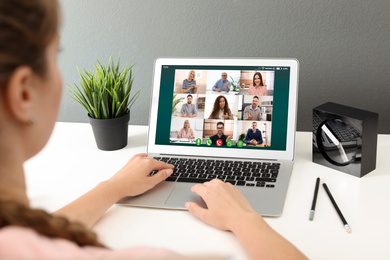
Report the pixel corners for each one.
[208,95,233,120]
[180,94,197,117]
[182,70,198,94]
[210,121,232,145]
[175,120,195,139]
[244,122,263,145]
[243,96,261,120]
[212,72,231,92]
[248,72,267,96]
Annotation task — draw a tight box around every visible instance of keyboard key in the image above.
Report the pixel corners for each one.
[177,177,211,183]
[165,177,177,182]
[225,180,236,185]
[255,177,276,183]
[236,181,246,186]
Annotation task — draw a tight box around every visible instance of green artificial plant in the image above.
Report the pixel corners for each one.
[172,94,184,115]
[229,76,240,92]
[68,55,141,119]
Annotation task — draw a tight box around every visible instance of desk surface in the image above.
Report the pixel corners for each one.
[24,122,390,260]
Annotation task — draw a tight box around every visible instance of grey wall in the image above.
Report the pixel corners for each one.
[58,0,390,133]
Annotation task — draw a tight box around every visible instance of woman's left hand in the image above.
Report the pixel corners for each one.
[107,153,174,198]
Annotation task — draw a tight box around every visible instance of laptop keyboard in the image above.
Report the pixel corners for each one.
[151,157,280,188]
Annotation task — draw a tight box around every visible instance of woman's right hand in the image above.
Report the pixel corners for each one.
[185,179,258,232]
[186,180,308,260]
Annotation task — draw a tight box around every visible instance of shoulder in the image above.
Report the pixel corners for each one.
[0,226,100,258]
[0,226,183,259]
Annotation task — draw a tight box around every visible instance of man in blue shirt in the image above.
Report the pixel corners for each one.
[244,122,263,145]
[212,72,231,92]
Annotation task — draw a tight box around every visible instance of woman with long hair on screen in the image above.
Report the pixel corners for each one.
[208,95,233,120]
[248,72,267,96]
[0,0,306,259]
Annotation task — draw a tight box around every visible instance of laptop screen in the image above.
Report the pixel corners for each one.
[148,59,298,161]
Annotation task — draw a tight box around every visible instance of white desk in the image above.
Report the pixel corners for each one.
[24,122,390,260]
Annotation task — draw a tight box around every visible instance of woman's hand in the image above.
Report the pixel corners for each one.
[107,153,174,198]
[185,179,257,231]
[222,113,229,119]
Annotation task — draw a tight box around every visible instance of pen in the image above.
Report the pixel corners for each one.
[322,183,352,233]
[309,177,320,221]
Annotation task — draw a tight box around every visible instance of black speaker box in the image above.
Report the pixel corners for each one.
[312,102,378,177]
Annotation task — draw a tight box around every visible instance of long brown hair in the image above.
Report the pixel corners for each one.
[0,0,105,248]
[209,95,231,119]
[0,199,105,248]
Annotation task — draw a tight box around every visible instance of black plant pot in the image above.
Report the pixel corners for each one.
[88,110,130,151]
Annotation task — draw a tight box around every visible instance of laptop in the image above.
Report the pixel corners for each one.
[118,58,299,216]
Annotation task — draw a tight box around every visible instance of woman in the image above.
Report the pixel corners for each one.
[248,72,267,96]
[175,120,195,139]
[0,1,306,259]
[208,95,233,120]
[182,70,198,94]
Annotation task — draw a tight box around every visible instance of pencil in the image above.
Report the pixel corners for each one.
[322,183,352,233]
[309,177,320,221]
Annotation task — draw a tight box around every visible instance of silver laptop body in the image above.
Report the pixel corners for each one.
[118,58,299,216]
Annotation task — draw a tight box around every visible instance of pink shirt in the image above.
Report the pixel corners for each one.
[178,128,195,138]
[0,226,184,259]
[248,85,267,96]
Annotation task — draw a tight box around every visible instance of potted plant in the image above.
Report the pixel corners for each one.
[229,76,240,92]
[171,94,184,116]
[68,55,141,151]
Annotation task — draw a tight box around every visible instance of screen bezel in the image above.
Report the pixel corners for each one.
[147,58,299,161]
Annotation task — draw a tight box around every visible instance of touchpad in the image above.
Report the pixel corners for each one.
[165,183,207,209]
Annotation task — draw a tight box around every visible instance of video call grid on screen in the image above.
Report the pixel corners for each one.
[155,65,291,151]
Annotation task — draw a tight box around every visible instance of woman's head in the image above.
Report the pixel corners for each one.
[0,0,62,159]
[215,95,228,110]
[188,70,195,81]
[253,72,264,87]
[210,95,231,119]
[183,120,190,128]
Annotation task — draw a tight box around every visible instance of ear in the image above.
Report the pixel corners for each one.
[5,66,35,124]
